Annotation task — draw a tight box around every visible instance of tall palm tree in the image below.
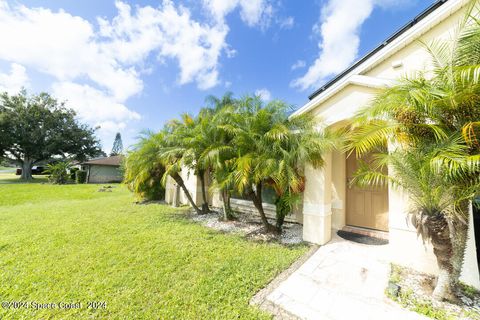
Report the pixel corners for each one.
[162,114,212,214]
[265,112,339,231]
[202,94,238,220]
[348,5,480,300]
[226,96,277,231]
[153,125,202,214]
[231,96,337,233]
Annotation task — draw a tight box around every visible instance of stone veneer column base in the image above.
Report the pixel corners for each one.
[302,211,332,245]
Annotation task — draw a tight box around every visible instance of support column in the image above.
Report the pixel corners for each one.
[302,153,333,245]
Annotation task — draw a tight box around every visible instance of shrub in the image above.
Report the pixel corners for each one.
[45,161,71,184]
[75,170,87,184]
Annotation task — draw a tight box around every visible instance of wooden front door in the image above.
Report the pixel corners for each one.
[346,153,389,231]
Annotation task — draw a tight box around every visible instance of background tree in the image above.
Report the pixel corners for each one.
[0,91,101,180]
[111,132,123,156]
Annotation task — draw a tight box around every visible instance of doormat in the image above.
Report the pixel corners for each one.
[337,230,388,245]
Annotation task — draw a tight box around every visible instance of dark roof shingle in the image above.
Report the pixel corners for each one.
[82,155,123,166]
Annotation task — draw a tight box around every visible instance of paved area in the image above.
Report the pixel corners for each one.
[265,235,427,320]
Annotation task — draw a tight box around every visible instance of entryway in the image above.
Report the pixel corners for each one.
[346,153,389,232]
[259,235,427,319]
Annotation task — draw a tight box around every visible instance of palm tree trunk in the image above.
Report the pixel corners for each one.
[198,170,210,214]
[449,200,470,294]
[171,173,201,214]
[251,182,276,233]
[427,213,455,301]
[275,202,286,233]
[221,189,234,220]
[274,194,291,233]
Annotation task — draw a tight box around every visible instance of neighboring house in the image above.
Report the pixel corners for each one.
[81,155,123,183]
[166,0,479,289]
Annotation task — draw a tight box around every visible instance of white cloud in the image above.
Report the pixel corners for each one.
[291,60,306,71]
[95,121,128,148]
[51,81,140,148]
[202,0,273,28]
[52,82,140,123]
[0,63,29,94]
[0,1,142,101]
[291,0,407,91]
[0,0,284,147]
[225,46,237,58]
[0,0,281,97]
[0,0,252,146]
[99,1,229,90]
[255,88,271,101]
[292,0,375,90]
[279,16,294,29]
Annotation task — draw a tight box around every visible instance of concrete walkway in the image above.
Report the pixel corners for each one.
[264,235,427,320]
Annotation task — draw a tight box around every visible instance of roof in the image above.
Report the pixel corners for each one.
[307,0,449,101]
[291,0,468,118]
[82,155,123,166]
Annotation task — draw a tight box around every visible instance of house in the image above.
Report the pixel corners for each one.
[166,0,479,289]
[81,155,123,183]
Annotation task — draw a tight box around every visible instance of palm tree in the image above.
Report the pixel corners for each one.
[123,131,165,201]
[351,137,479,300]
[161,114,212,214]
[204,91,235,113]
[137,126,201,213]
[348,6,480,300]
[202,94,238,220]
[227,96,281,232]
[230,96,337,233]
[265,112,339,232]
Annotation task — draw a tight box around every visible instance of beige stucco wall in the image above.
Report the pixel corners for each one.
[87,165,122,183]
[164,168,204,207]
[299,1,479,289]
[365,6,465,80]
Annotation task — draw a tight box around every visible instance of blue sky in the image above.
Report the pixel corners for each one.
[0,0,433,152]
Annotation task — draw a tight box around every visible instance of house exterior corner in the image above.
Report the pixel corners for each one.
[296,0,479,289]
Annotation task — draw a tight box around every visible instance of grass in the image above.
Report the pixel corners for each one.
[0,172,48,184]
[0,180,308,319]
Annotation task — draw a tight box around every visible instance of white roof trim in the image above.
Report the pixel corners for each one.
[292,75,393,117]
[291,0,468,117]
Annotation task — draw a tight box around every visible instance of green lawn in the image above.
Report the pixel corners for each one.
[0,180,307,319]
[0,172,48,184]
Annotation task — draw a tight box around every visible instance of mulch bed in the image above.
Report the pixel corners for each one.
[388,264,480,319]
[190,210,304,245]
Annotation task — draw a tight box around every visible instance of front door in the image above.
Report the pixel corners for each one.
[346,153,389,231]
